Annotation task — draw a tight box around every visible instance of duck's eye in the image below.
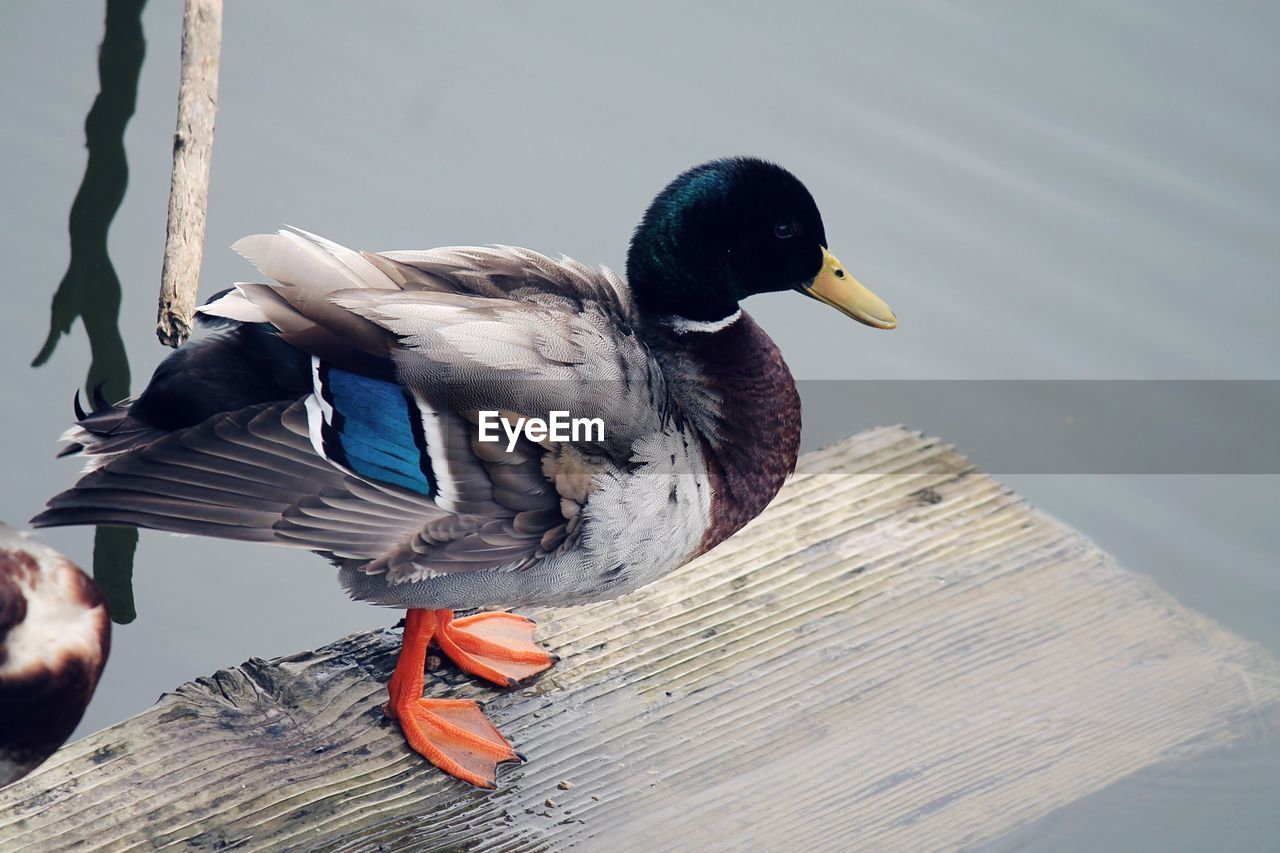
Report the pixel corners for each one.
[773,222,795,240]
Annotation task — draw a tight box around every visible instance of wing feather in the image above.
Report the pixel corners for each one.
[45,233,680,598]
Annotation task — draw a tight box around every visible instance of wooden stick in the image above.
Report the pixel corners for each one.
[156,0,222,348]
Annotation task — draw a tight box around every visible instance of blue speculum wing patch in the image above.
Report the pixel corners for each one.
[319,365,434,497]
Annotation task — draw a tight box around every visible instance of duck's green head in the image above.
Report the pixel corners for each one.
[627,157,897,331]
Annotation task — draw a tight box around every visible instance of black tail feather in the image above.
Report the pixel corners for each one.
[56,322,313,463]
[91,382,111,411]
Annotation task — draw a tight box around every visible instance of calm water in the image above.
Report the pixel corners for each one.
[1,1,1277,848]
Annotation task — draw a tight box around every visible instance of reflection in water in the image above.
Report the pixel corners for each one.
[31,0,147,624]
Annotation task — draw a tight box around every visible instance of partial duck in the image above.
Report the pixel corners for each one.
[33,157,895,788]
[0,525,110,787]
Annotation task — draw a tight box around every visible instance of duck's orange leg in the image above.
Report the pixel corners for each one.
[435,609,558,687]
[384,609,524,788]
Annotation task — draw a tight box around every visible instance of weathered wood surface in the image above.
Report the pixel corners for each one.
[156,0,221,347]
[2,427,1277,850]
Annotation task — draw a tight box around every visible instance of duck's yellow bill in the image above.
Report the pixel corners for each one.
[799,247,897,330]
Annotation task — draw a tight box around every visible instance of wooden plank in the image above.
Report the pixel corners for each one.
[1,427,1276,850]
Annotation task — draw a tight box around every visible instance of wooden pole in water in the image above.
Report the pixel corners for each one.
[156,0,222,348]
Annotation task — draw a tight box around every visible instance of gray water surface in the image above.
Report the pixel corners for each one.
[0,2,1276,848]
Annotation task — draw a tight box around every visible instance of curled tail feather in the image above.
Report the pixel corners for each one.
[58,388,166,470]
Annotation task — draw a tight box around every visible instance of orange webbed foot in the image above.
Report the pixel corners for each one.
[384,608,552,788]
[436,610,558,687]
[387,696,523,789]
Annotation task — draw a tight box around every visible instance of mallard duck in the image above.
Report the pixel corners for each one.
[33,157,895,788]
[1,525,111,786]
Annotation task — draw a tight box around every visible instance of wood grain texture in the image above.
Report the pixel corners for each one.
[156,0,221,348]
[1,427,1276,850]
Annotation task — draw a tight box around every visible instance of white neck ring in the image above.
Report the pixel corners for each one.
[665,309,742,335]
